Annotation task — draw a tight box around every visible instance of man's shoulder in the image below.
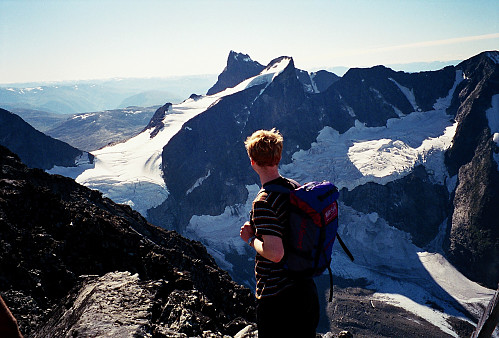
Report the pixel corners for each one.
[264,176,300,190]
[254,177,295,206]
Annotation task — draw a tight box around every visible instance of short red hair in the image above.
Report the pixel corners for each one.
[244,128,283,166]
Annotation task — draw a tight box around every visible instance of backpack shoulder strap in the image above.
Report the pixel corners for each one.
[263,184,291,194]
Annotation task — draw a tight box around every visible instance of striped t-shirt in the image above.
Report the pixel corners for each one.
[251,176,299,299]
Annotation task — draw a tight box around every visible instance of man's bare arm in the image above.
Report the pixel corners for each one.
[252,234,284,263]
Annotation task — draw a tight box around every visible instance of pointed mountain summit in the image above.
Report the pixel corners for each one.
[152,56,303,230]
[206,51,265,95]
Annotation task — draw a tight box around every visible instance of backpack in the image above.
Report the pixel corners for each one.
[264,180,354,302]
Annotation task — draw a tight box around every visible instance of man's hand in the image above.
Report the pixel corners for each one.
[240,221,255,243]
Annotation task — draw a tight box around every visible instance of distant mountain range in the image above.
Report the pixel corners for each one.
[326,60,462,77]
[0,75,217,115]
[44,106,159,151]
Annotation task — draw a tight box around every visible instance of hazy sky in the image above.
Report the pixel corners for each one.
[1,0,498,84]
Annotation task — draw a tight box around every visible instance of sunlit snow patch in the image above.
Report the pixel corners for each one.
[389,78,419,112]
[281,109,457,191]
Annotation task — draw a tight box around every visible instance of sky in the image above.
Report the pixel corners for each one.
[0,0,498,84]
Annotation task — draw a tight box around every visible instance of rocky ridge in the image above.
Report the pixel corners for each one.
[0,145,255,337]
[444,51,499,288]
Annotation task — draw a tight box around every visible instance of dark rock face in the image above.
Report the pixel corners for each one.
[206,51,265,95]
[311,70,340,92]
[142,103,173,138]
[296,69,317,93]
[295,69,339,93]
[0,108,89,170]
[332,65,456,127]
[341,166,450,248]
[443,52,499,289]
[0,145,254,336]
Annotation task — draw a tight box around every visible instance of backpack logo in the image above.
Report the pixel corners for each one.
[324,201,338,224]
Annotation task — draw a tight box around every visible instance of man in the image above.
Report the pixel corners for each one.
[240,128,319,338]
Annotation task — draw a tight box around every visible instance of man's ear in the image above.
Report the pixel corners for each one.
[250,158,256,166]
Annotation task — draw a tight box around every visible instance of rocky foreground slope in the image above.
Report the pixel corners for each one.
[0,145,254,337]
[0,144,479,338]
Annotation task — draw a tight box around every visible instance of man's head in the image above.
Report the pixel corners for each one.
[244,128,283,167]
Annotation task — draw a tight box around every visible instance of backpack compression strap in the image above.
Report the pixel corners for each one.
[336,233,354,262]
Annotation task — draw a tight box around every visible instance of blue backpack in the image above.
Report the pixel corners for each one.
[265,181,354,301]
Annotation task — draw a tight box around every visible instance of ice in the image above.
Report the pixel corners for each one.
[74,113,96,120]
[186,170,211,195]
[280,108,457,191]
[331,204,493,337]
[433,70,464,110]
[186,184,260,271]
[76,129,170,216]
[47,153,94,179]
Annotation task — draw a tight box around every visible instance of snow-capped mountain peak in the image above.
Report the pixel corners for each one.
[67,56,294,216]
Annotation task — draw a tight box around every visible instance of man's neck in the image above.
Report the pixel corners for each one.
[257,166,281,186]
